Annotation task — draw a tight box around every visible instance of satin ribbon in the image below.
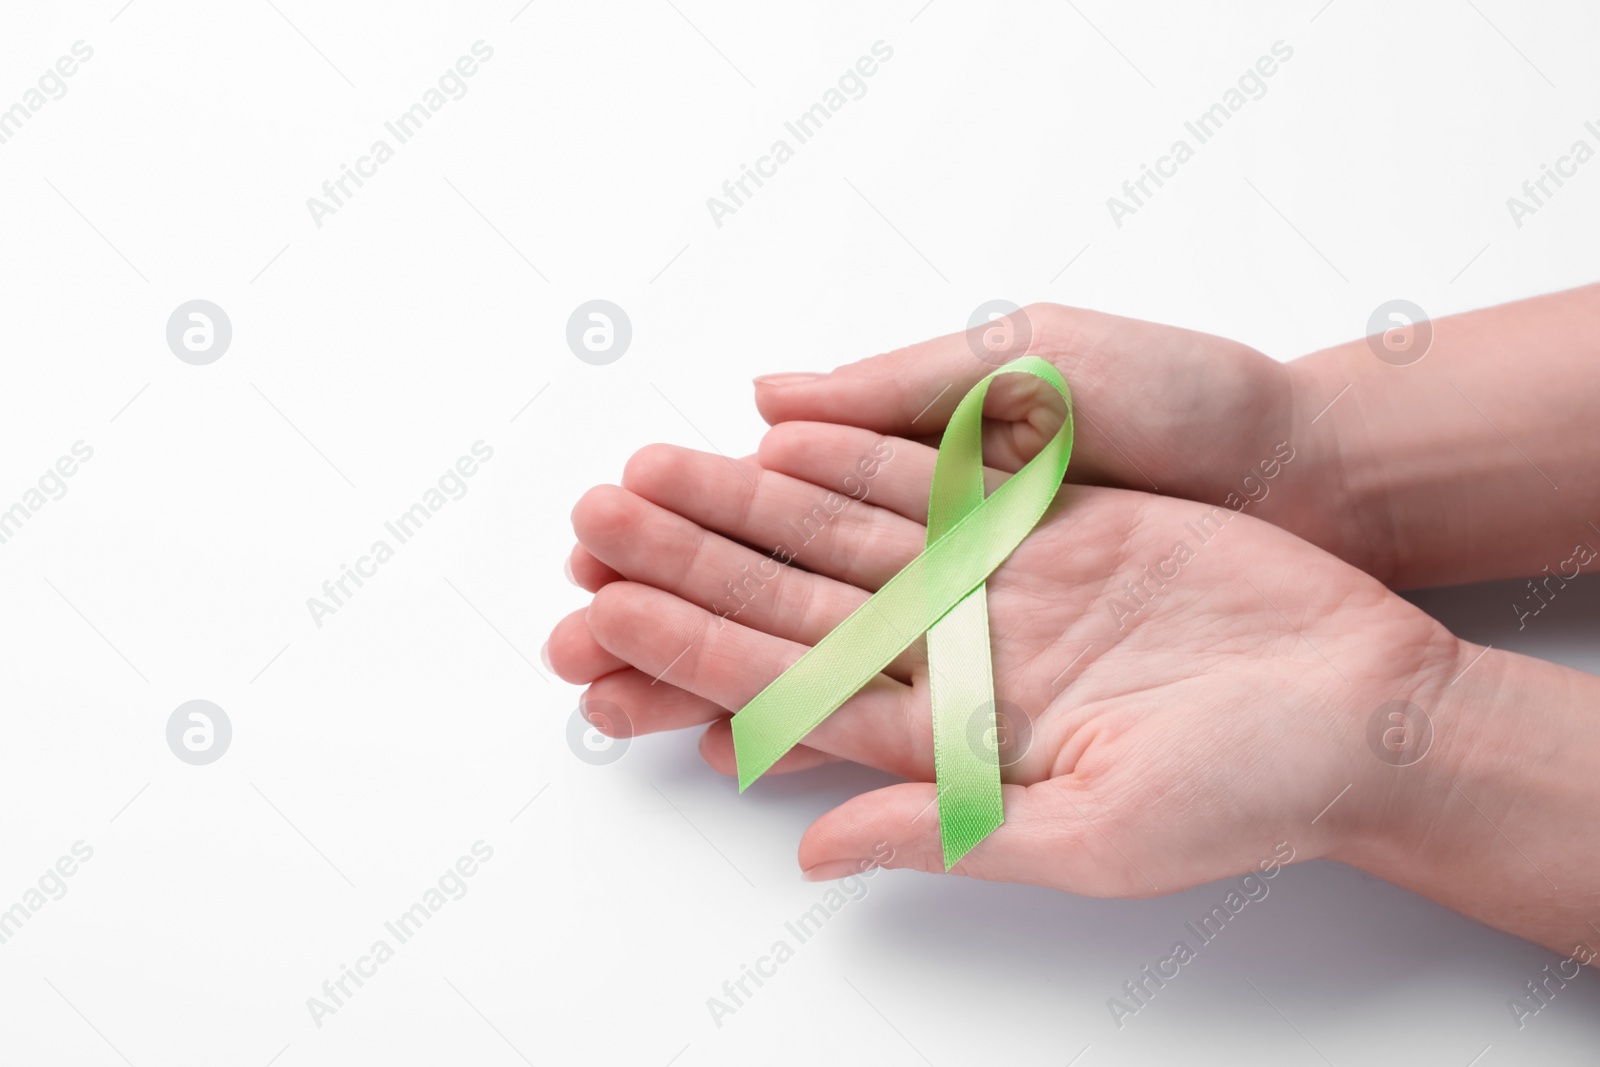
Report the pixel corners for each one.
[733,356,1074,869]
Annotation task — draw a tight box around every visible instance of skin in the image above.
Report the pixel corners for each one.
[748,285,1600,589]
[548,287,1600,958]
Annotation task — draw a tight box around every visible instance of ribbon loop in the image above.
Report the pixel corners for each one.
[733,356,1074,868]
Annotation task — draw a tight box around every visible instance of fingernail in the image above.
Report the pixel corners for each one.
[754,373,821,387]
[802,859,873,882]
[540,640,554,672]
[563,557,578,587]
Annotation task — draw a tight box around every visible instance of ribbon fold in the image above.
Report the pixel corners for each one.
[733,356,1074,869]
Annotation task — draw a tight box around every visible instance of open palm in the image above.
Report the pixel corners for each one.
[548,420,1464,893]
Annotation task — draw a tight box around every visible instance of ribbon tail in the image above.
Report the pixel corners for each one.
[928,586,1003,870]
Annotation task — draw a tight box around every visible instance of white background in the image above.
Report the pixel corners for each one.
[2,1,1598,1064]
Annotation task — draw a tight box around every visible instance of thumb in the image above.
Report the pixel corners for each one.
[797,779,1145,896]
[754,309,1058,437]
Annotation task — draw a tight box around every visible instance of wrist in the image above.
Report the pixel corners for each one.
[1281,348,1401,584]
[1314,622,1464,869]
[1337,642,1600,955]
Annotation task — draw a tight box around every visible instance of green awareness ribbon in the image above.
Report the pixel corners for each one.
[733,356,1074,869]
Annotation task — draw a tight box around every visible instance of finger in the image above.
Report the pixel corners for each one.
[587,582,930,780]
[752,310,1072,470]
[759,422,1011,525]
[753,320,1021,431]
[567,545,622,593]
[620,445,925,592]
[583,671,835,775]
[797,780,1151,895]
[909,424,1084,475]
[571,483,917,683]
[700,719,838,775]
[546,607,628,685]
[563,455,781,596]
[584,667,726,736]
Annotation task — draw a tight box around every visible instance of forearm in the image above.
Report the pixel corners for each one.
[1288,283,1600,588]
[1341,644,1600,957]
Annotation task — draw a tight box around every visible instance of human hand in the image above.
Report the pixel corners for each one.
[561,304,1338,595]
[747,303,1383,576]
[751,288,1600,590]
[546,418,1468,903]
